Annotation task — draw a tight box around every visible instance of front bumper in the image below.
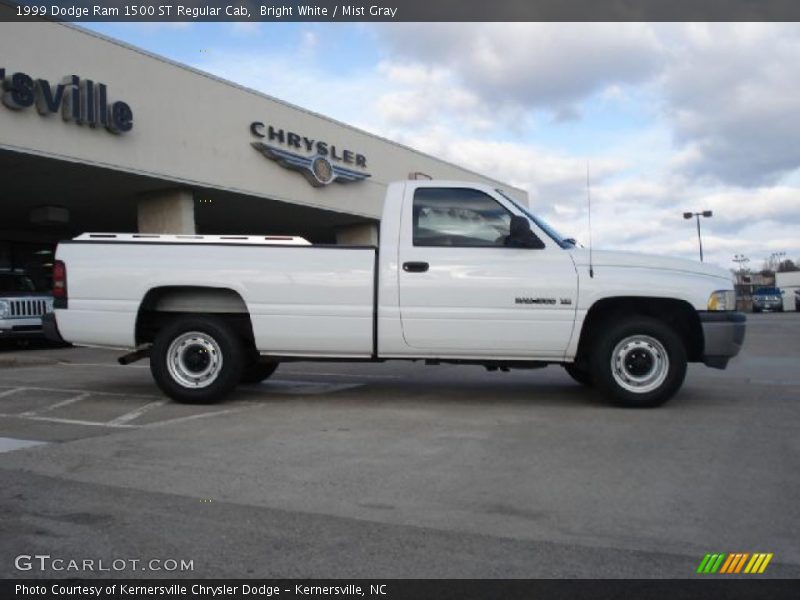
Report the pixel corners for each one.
[0,317,45,339]
[753,300,782,311]
[699,311,746,369]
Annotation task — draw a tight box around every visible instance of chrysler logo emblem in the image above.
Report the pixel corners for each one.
[250,122,371,187]
[252,142,371,187]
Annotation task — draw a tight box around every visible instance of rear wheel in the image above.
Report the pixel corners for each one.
[563,363,593,386]
[240,360,279,384]
[590,317,686,408]
[150,315,244,404]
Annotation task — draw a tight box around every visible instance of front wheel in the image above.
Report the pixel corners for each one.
[590,317,687,408]
[150,316,245,404]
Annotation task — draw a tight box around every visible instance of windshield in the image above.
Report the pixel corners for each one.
[0,273,36,293]
[755,287,780,295]
[496,190,573,249]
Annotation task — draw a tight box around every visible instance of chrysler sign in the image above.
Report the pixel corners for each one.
[250,121,370,187]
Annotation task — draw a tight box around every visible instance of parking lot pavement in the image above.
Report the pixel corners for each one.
[0,313,799,578]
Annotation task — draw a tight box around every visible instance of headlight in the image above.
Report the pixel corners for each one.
[0,300,9,319]
[707,290,736,311]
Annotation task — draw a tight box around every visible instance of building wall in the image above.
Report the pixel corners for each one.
[776,271,800,311]
[0,17,527,222]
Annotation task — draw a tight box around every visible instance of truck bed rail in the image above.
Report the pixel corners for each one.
[72,233,311,246]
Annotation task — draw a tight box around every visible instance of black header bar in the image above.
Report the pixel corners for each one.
[4,0,800,22]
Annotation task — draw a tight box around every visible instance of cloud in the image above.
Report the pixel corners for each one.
[662,23,800,186]
[101,22,193,35]
[190,51,385,126]
[377,23,665,113]
[381,125,626,199]
[227,22,262,37]
[374,63,482,127]
[690,186,800,230]
[301,30,319,50]
[374,23,800,190]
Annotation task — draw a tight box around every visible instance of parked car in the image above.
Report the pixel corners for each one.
[752,287,783,313]
[45,180,745,408]
[0,269,54,340]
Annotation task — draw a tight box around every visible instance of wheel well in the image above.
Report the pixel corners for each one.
[135,286,255,348]
[575,297,703,365]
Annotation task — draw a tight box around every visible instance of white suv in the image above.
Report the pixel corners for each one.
[0,270,54,340]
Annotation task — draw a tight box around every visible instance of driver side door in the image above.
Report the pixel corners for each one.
[397,185,578,358]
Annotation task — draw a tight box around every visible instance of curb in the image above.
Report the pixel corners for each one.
[0,355,59,369]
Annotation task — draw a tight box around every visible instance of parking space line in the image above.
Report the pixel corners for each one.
[107,400,169,426]
[0,385,159,400]
[264,380,364,395]
[0,413,139,428]
[0,437,48,453]
[58,362,149,369]
[144,406,254,428]
[19,392,92,417]
[0,374,377,431]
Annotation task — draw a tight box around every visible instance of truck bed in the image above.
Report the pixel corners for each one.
[55,239,377,356]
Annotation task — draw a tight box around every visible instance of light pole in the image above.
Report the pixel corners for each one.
[683,210,713,262]
[733,254,749,274]
[733,254,749,267]
[733,254,750,296]
[770,251,786,271]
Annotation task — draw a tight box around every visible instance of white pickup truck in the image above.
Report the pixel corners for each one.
[44,180,745,407]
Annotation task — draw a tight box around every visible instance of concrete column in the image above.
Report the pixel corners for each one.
[137,189,196,234]
[335,222,379,246]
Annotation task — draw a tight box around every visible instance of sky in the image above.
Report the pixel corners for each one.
[85,22,800,271]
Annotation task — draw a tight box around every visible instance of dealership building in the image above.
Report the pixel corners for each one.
[0,7,524,290]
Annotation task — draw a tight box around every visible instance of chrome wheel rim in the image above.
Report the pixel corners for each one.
[610,335,669,394]
[166,331,223,389]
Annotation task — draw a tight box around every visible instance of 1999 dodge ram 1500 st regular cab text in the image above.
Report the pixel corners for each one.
[44,181,746,407]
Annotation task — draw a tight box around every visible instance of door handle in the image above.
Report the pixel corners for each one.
[403,261,429,273]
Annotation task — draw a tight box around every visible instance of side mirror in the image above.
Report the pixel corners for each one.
[508,216,545,249]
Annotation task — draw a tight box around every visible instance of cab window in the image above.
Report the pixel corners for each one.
[412,187,512,247]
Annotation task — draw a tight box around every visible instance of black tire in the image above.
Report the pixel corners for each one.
[240,360,279,384]
[590,317,687,408]
[150,315,245,404]
[564,363,593,386]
